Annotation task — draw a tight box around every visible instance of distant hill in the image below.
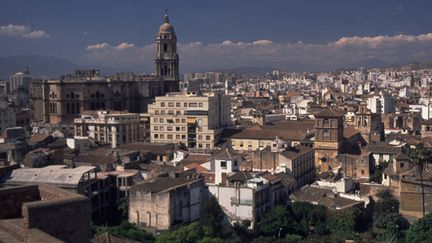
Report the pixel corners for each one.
[0,55,80,79]
[210,66,275,75]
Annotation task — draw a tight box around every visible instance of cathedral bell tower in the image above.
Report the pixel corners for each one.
[155,14,179,81]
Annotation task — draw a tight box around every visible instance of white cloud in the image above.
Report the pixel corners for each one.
[0,24,49,39]
[83,32,432,72]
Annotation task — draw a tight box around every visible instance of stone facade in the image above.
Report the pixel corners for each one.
[129,177,205,230]
[314,109,344,172]
[0,184,91,243]
[37,14,180,126]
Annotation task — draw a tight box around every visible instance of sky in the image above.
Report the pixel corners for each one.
[1,0,432,73]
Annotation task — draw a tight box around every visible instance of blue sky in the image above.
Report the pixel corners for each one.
[1,0,432,72]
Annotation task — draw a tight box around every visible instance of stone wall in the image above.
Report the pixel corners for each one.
[0,185,40,219]
[22,193,91,243]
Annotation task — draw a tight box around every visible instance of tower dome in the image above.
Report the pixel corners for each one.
[159,14,175,34]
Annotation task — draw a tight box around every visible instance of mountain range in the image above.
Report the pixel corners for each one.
[1,55,431,79]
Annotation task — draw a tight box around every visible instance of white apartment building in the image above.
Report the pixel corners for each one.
[9,71,32,94]
[74,111,141,148]
[0,100,16,135]
[148,91,231,149]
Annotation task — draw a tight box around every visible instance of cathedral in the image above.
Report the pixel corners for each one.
[38,14,180,125]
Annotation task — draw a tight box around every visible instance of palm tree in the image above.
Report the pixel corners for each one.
[410,143,431,217]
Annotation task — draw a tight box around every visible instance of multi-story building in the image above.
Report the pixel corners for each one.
[74,111,142,148]
[9,70,32,94]
[314,109,344,173]
[148,91,231,149]
[0,99,16,134]
[37,14,180,125]
[129,176,205,230]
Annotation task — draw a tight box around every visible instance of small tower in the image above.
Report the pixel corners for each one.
[314,108,344,173]
[155,13,179,81]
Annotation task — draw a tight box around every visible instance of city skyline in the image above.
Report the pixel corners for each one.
[1,0,432,73]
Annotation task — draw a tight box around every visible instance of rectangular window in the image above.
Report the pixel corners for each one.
[160,102,165,107]
[159,118,164,123]
[199,102,203,107]
[176,102,181,107]
[168,102,174,107]
[189,102,198,107]
[184,102,188,107]
[206,135,211,140]
[220,161,227,169]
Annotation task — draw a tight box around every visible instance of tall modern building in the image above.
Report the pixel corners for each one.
[9,70,32,94]
[148,91,231,149]
[38,14,180,125]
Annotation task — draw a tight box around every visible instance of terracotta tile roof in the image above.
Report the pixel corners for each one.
[315,108,344,118]
[280,145,313,160]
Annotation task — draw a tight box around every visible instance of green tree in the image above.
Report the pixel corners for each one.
[117,197,129,219]
[258,206,297,237]
[200,197,226,237]
[370,160,389,184]
[156,222,212,243]
[327,207,361,239]
[93,220,154,243]
[373,189,400,229]
[411,144,431,217]
[406,212,432,242]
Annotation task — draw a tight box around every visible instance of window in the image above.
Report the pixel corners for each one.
[220,161,227,169]
[181,119,186,123]
[323,129,330,140]
[160,134,165,139]
[323,118,330,126]
[175,119,180,123]
[184,102,188,107]
[176,127,180,131]
[154,126,159,131]
[400,163,404,168]
[233,160,238,167]
[176,110,181,115]
[176,102,181,107]
[199,102,203,107]
[153,118,158,122]
[189,102,198,107]
[167,134,173,139]
[176,135,180,139]
[167,127,173,131]
[160,102,165,107]
[154,134,159,139]
[361,170,365,175]
[168,102,174,107]
[155,110,159,115]
[159,118,164,123]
